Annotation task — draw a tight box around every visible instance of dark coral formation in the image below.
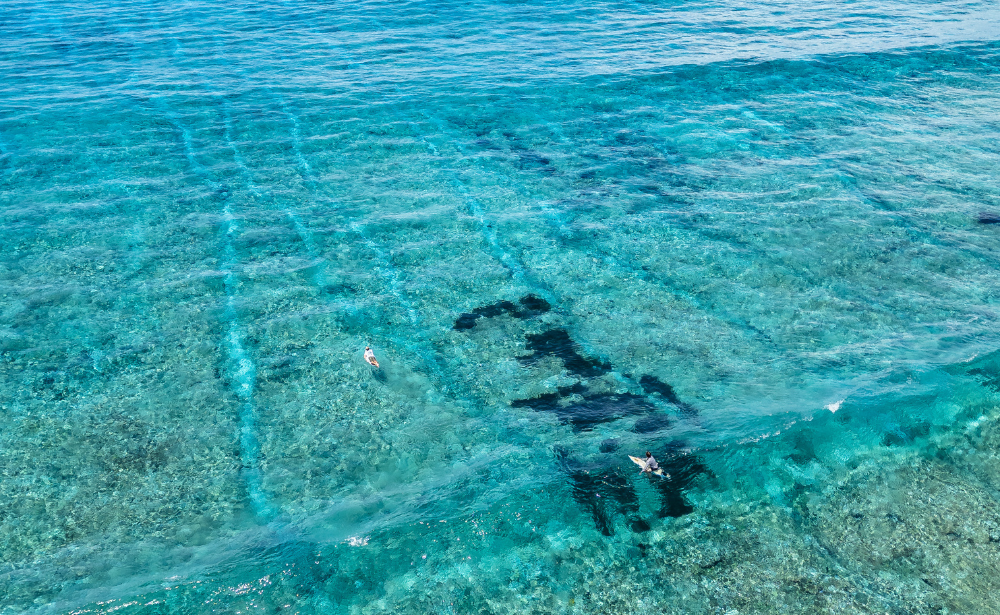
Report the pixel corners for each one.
[557,443,709,536]
[965,350,1000,391]
[513,389,655,432]
[514,333,694,430]
[651,444,710,518]
[453,300,517,330]
[518,328,611,377]
[453,294,551,330]
[558,449,641,536]
[632,414,672,434]
[517,293,551,316]
[458,302,705,531]
[977,211,1000,224]
[639,374,698,417]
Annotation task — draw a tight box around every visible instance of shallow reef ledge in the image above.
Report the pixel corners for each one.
[352,409,1000,615]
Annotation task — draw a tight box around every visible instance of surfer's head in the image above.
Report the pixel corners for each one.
[645,451,652,458]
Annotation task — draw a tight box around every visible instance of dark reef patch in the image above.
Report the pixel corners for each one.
[453,294,551,330]
[632,414,672,434]
[882,421,930,447]
[510,391,562,413]
[461,305,707,531]
[321,283,356,296]
[567,467,616,536]
[477,300,519,318]
[517,293,551,317]
[559,450,640,537]
[560,392,657,432]
[510,383,586,413]
[631,518,652,533]
[453,313,480,330]
[652,444,710,518]
[638,374,680,402]
[968,365,1000,392]
[260,354,302,383]
[557,444,709,535]
[519,328,611,377]
[511,334,698,431]
[513,389,653,432]
[788,425,818,464]
[517,152,555,175]
[453,299,517,330]
[639,374,698,417]
[978,211,1000,224]
[474,138,501,150]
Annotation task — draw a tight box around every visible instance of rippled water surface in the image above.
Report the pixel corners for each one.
[3,1,1000,613]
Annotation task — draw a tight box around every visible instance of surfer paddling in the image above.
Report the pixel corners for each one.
[364,346,380,368]
[628,452,665,476]
[639,451,659,474]
[628,450,668,477]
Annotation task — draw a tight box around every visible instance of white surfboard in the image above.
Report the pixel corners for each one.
[630,455,666,477]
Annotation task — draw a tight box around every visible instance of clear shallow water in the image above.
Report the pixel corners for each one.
[3,1,1000,613]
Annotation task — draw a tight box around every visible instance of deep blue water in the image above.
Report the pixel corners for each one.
[3,1,1000,613]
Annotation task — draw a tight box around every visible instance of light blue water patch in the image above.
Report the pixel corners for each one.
[2,0,1000,613]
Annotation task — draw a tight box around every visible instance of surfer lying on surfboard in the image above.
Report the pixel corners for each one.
[630,451,665,477]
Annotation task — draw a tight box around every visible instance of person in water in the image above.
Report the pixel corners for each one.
[639,451,659,474]
[364,346,379,368]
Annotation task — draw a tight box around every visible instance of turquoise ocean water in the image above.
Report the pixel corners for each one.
[3,1,1000,612]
